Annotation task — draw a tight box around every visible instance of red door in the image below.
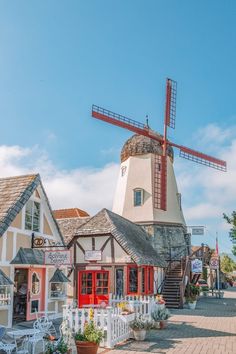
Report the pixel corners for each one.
[78,270,109,307]
[26,268,45,321]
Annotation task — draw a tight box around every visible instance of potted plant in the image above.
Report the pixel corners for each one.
[129,315,151,341]
[187,295,197,310]
[155,295,166,309]
[46,339,71,354]
[74,321,104,354]
[201,286,209,296]
[151,307,171,329]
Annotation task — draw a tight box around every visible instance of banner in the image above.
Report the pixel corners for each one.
[210,257,219,269]
[191,259,203,273]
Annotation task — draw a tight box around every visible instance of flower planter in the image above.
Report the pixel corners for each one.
[133,329,146,341]
[188,301,197,310]
[75,341,99,354]
[159,320,168,329]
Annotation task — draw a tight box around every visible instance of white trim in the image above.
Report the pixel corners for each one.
[2,233,6,262]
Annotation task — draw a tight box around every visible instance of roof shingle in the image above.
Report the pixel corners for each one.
[74,208,167,268]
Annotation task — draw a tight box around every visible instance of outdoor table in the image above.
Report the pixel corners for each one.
[36,310,56,319]
[7,328,41,339]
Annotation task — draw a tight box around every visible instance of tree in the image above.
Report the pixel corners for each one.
[220,254,236,274]
[223,211,236,256]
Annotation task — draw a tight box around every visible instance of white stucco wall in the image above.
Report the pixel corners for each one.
[112,153,186,225]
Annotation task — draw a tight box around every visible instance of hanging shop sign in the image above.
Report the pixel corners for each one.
[85,250,102,261]
[33,236,45,247]
[191,227,205,235]
[210,257,219,269]
[45,250,71,267]
[191,259,203,273]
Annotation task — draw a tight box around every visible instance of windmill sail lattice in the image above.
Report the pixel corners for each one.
[92,78,227,211]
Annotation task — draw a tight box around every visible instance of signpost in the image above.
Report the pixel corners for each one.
[190,226,205,235]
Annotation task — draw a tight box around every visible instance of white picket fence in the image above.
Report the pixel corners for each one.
[63,295,157,348]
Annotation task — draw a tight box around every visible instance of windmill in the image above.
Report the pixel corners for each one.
[91,78,227,212]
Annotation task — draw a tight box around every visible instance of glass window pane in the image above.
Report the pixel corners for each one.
[129,267,138,293]
[134,190,142,206]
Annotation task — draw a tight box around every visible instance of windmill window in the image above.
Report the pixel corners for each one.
[25,200,41,232]
[134,189,143,206]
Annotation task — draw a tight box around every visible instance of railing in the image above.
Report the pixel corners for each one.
[179,256,190,308]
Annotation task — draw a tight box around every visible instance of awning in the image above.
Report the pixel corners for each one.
[0,269,13,285]
[49,269,70,283]
[10,247,44,265]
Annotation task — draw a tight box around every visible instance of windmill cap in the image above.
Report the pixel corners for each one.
[121,134,174,163]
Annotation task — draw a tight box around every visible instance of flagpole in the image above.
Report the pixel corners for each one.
[216,232,220,294]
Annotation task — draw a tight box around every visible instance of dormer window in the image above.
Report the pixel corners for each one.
[25,200,40,232]
[134,189,144,207]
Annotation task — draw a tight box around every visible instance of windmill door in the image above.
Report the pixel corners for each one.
[78,270,109,307]
[26,268,46,321]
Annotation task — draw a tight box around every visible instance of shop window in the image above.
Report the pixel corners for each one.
[50,283,66,299]
[0,285,11,306]
[147,267,154,294]
[31,272,40,295]
[128,266,138,294]
[133,189,143,207]
[25,200,41,232]
[31,300,39,314]
[115,269,124,296]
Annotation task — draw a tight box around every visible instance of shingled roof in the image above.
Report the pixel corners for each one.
[0,174,64,243]
[0,174,40,236]
[74,208,167,268]
[57,217,90,245]
[53,208,89,219]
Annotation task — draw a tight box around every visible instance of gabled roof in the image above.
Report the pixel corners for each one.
[0,174,40,236]
[50,269,70,283]
[57,217,90,245]
[74,208,167,268]
[0,174,64,243]
[53,208,89,219]
[10,247,44,265]
[0,269,14,285]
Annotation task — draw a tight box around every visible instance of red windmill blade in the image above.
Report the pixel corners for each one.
[92,78,227,212]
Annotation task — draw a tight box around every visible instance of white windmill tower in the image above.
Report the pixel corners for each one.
[92,79,226,259]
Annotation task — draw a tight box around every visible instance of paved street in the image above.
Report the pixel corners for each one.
[105,288,236,354]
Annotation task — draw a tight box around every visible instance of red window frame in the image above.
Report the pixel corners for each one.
[127,265,154,295]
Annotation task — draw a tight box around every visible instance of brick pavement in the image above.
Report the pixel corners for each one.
[104,288,236,354]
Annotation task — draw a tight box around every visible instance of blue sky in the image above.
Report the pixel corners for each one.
[0,1,236,253]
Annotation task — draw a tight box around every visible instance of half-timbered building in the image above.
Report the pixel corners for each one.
[0,174,69,327]
[58,208,166,307]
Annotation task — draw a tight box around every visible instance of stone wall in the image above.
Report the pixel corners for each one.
[141,223,191,260]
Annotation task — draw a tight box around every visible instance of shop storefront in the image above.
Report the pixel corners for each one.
[0,174,70,327]
[64,208,166,307]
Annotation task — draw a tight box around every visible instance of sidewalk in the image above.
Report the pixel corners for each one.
[105,288,236,354]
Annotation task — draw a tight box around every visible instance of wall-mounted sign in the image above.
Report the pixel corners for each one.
[85,250,102,261]
[191,259,203,273]
[210,257,219,269]
[191,227,205,235]
[33,237,45,247]
[45,250,71,267]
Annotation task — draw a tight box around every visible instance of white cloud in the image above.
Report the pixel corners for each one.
[0,145,119,215]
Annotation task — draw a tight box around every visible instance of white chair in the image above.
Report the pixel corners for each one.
[27,332,45,354]
[0,341,16,354]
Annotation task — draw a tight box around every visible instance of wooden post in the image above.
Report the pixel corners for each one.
[106,307,113,348]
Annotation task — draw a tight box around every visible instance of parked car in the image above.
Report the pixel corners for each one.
[196,279,208,288]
